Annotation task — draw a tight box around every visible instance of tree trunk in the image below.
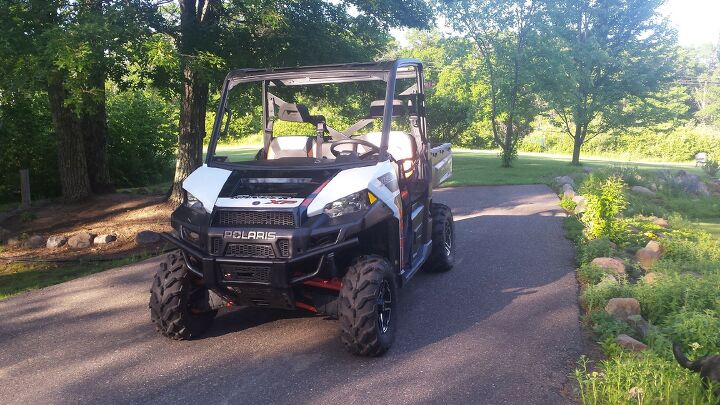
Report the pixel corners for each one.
[80,64,114,193]
[571,123,583,165]
[168,0,219,205]
[501,117,514,168]
[169,66,209,205]
[47,74,92,201]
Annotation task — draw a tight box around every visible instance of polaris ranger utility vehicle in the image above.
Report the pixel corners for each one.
[150,59,454,356]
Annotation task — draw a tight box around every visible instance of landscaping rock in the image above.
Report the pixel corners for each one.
[572,195,587,214]
[605,297,641,321]
[583,167,593,173]
[635,247,660,270]
[615,334,647,351]
[93,234,117,244]
[25,235,46,248]
[6,236,21,247]
[674,171,711,196]
[630,185,656,197]
[642,272,659,285]
[645,240,663,254]
[591,257,626,276]
[46,235,68,249]
[136,230,160,245]
[67,232,94,249]
[555,175,574,187]
[651,217,669,228]
[562,183,576,198]
[626,315,653,339]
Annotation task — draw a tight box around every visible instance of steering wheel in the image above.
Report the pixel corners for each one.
[330,139,380,159]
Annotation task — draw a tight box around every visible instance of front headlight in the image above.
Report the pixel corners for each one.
[184,191,204,211]
[324,190,371,218]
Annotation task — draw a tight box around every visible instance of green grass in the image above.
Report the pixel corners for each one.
[0,254,152,300]
[696,219,720,239]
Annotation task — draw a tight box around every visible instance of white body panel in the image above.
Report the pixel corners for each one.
[307,161,400,218]
[183,165,232,213]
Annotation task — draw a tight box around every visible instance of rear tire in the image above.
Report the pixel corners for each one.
[339,255,396,356]
[427,203,455,272]
[149,252,217,340]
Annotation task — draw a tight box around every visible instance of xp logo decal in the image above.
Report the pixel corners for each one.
[265,200,297,205]
[223,230,277,240]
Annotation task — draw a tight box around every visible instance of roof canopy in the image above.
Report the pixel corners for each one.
[226,59,421,88]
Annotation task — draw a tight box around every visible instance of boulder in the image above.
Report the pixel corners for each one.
[635,247,660,270]
[93,234,117,244]
[583,166,593,173]
[25,235,46,248]
[605,297,641,321]
[6,236,21,247]
[555,175,574,187]
[651,217,669,228]
[562,183,576,198]
[674,171,710,196]
[645,240,663,254]
[626,315,653,339]
[572,195,587,214]
[631,186,656,197]
[591,257,626,276]
[615,334,647,352]
[67,232,94,249]
[136,230,160,245]
[642,272,659,285]
[46,235,68,249]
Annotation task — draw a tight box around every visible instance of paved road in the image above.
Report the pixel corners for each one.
[0,185,582,405]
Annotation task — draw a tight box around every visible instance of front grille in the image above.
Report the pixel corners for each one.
[211,237,222,254]
[220,264,271,283]
[213,210,295,227]
[225,243,276,259]
[277,239,290,257]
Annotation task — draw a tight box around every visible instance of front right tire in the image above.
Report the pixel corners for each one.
[339,255,397,357]
[149,252,217,340]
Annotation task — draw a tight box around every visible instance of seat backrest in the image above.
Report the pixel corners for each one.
[361,131,416,161]
[266,136,314,159]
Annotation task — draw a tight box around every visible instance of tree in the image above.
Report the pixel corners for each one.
[537,0,677,165]
[438,0,544,167]
[0,0,159,200]
[166,0,434,204]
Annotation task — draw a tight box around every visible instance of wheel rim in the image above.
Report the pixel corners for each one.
[377,279,392,334]
[443,221,453,256]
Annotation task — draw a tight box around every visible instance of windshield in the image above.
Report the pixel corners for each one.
[206,65,421,166]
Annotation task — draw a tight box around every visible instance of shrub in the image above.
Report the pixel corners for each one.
[577,238,616,265]
[703,159,719,177]
[577,264,607,286]
[580,175,628,241]
[575,352,716,405]
[560,196,577,213]
[666,310,720,357]
[107,89,177,188]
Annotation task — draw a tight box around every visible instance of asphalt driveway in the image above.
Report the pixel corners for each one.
[0,185,582,404]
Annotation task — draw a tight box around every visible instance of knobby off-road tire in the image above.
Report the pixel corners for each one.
[427,203,455,272]
[339,255,397,357]
[149,252,217,340]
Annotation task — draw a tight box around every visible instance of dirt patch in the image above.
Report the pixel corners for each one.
[1,193,174,261]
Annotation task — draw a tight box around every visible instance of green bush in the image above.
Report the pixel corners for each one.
[704,159,719,177]
[666,310,720,357]
[559,196,577,213]
[578,238,616,265]
[107,89,177,188]
[575,353,716,404]
[580,175,628,241]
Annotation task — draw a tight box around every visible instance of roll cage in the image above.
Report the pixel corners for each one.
[205,59,428,164]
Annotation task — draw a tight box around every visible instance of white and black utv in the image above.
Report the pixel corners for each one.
[150,59,454,356]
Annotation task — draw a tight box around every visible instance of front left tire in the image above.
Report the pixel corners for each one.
[149,252,217,340]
